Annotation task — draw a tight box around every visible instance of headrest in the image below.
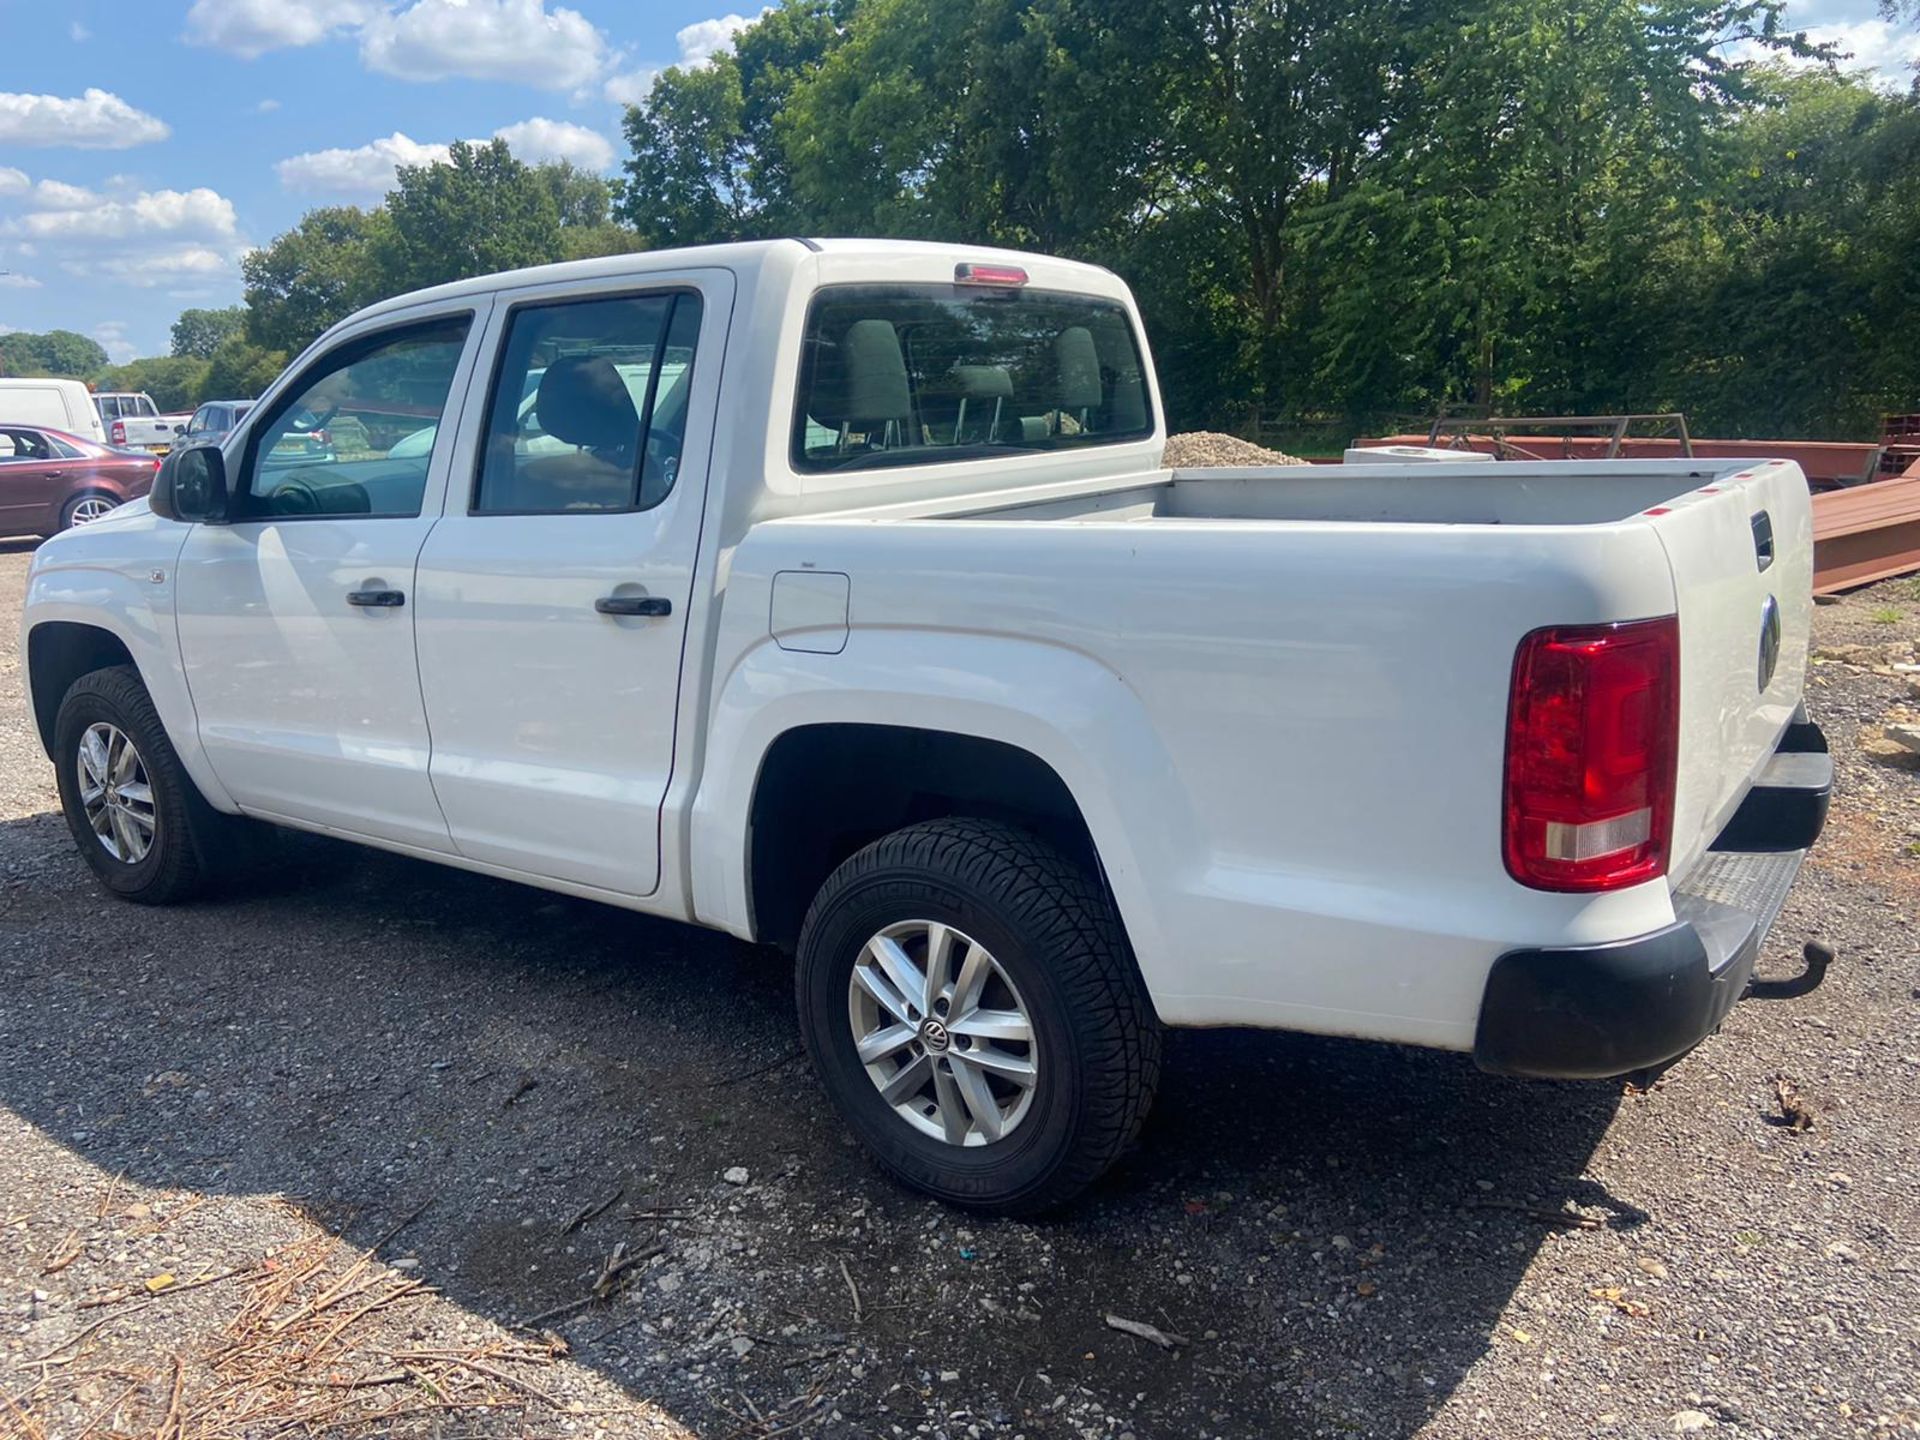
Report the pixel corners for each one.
[536,355,639,451]
[1054,326,1103,410]
[810,319,912,425]
[951,364,1013,399]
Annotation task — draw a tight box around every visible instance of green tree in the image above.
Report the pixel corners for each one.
[169,306,247,360]
[617,58,754,244]
[242,206,387,354]
[204,337,290,400]
[376,139,563,293]
[615,0,847,244]
[95,355,213,412]
[0,329,110,378]
[536,161,614,228]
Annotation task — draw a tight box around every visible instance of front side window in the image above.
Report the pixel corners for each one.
[473,291,703,515]
[235,316,470,520]
[792,284,1153,472]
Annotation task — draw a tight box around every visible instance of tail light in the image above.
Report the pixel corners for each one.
[110,420,125,445]
[1503,617,1679,892]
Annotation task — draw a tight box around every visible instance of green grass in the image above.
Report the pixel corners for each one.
[1869,607,1903,624]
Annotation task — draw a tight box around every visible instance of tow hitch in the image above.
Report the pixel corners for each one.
[1747,938,1836,1001]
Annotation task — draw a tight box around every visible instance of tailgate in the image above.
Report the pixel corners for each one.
[1647,460,1814,879]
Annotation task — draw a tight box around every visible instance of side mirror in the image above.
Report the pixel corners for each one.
[150,444,229,524]
[173,423,186,434]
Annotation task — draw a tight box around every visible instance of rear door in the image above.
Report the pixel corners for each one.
[174,302,489,853]
[0,427,67,532]
[412,268,729,896]
[1650,460,1815,876]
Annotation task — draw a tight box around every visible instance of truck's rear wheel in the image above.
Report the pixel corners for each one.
[53,666,220,905]
[796,818,1161,1215]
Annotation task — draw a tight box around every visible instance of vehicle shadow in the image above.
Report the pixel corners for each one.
[0,811,1625,1437]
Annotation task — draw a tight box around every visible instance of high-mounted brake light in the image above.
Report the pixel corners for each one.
[1502,617,1679,892]
[955,262,1028,287]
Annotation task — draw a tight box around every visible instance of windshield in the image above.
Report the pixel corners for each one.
[791,284,1153,473]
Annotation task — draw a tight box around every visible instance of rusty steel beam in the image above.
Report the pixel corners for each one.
[1812,474,1920,594]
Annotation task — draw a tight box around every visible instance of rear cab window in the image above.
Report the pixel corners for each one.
[472,290,703,515]
[791,284,1152,473]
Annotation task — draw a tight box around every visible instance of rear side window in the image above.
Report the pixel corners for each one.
[792,284,1153,472]
[473,290,704,515]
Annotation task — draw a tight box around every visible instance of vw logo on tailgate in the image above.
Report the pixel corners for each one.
[1758,595,1783,693]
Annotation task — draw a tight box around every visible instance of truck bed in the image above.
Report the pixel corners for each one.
[936,457,1770,527]
[742,455,1812,1043]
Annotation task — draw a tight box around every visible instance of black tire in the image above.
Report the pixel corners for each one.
[52,665,225,904]
[796,818,1162,1215]
[59,490,119,531]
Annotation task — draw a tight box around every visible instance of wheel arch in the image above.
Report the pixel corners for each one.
[688,630,1201,1004]
[745,723,1103,954]
[26,621,137,757]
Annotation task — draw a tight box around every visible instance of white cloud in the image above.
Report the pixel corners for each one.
[6,187,240,243]
[603,67,659,106]
[93,321,139,365]
[275,131,451,194]
[1805,19,1920,76]
[31,179,100,211]
[81,247,241,291]
[491,117,612,170]
[675,11,761,65]
[0,167,28,197]
[1724,14,1920,84]
[361,0,607,90]
[257,98,282,112]
[604,10,767,106]
[0,272,42,289]
[0,89,171,149]
[277,118,614,195]
[70,20,91,41]
[183,0,380,58]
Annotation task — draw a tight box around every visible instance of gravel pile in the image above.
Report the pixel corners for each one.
[1,541,1916,1439]
[1163,431,1307,468]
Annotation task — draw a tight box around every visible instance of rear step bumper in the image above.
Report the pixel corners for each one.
[1474,715,1831,1081]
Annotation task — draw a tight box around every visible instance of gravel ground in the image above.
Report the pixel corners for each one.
[1,539,1916,1440]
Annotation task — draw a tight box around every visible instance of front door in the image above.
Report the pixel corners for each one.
[412,274,726,895]
[174,306,486,852]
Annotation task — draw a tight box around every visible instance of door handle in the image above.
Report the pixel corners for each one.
[346,588,406,608]
[595,594,671,617]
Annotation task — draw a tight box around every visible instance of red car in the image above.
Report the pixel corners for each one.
[0,424,161,536]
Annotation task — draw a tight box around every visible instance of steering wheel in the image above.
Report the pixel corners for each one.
[288,404,339,435]
[269,476,320,515]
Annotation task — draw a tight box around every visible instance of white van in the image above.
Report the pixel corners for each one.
[0,378,108,443]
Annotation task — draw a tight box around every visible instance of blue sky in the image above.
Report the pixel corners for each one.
[1,0,1915,367]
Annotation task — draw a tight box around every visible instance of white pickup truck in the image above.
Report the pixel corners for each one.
[21,240,1832,1213]
[93,391,191,453]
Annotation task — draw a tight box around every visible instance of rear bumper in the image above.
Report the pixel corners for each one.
[1474,718,1831,1080]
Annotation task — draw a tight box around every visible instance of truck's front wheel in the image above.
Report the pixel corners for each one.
[53,666,219,905]
[796,818,1161,1215]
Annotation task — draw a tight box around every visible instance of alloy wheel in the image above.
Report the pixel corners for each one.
[77,722,157,863]
[846,919,1039,1146]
